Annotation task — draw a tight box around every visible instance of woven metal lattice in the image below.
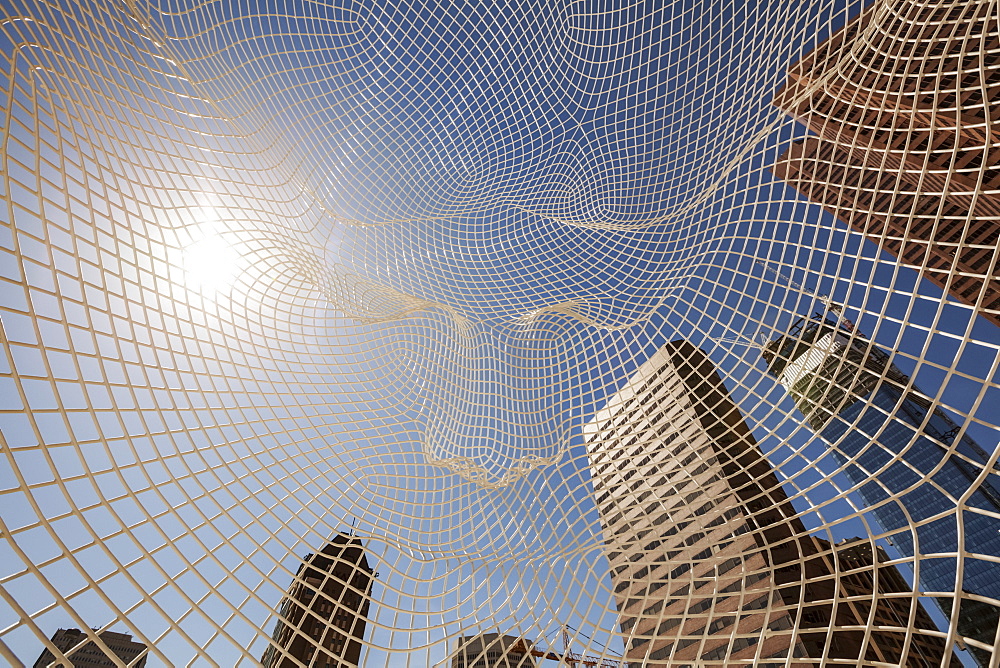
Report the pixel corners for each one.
[1,0,998,666]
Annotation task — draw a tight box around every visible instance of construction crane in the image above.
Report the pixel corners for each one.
[713,336,765,350]
[712,262,854,352]
[507,627,625,667]
[706,261,840,352]
[755,260,843,315]
[754,260,864,335]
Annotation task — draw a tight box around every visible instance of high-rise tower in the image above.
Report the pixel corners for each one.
[763,313,1000,665]
[261,533,375,668]
[585,340,956,666]
[771,1,1000,327]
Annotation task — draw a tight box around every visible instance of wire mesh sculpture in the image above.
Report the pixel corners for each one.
[1,0,998,665]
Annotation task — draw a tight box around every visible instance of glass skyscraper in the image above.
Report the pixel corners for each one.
[762,313,1000,665]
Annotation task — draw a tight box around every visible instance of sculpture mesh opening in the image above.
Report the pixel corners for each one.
[1,0,998,665]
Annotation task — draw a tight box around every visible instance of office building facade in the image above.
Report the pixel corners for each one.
[763,313,1000,664]
[585,340,955,666]
[451,634,536,668]
[771,1,1000,327]
[262,533,375,668]
[794,535,961,666]
[33,628,147,668]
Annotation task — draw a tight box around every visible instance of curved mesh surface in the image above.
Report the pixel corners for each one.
[1,0,998,665]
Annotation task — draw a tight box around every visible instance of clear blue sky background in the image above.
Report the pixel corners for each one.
[1,0,998,665]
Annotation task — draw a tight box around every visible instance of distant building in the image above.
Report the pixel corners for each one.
[771,1,1000,327]
[33,628,147,668]
[585,340,958,666]
[450,634,536,668]
[261,533,375,668]
[763,313,1000,665]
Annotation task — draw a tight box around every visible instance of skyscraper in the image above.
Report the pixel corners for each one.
[763,313,1000,665]
[585,340,955,666]
[451,634,537,668]
[261,533,375,668]
[33,628,147,668]
[771,1,1000,327]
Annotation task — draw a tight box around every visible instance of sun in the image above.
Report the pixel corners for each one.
[182,231,241,296]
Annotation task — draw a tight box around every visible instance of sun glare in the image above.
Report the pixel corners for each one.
[183,233,241,295]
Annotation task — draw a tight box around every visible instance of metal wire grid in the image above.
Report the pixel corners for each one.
[0,0,998,665]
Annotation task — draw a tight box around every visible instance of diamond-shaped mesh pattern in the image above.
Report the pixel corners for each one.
[1,0,998,666]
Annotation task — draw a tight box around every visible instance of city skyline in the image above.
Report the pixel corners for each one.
[586,340,958,666]
[1,0,998,664]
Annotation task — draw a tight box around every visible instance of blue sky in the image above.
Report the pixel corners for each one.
[1,0,998,665]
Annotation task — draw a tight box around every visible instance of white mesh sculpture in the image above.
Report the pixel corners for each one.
[1,0,998,665]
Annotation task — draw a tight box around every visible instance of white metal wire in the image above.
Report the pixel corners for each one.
[0,0,998,666]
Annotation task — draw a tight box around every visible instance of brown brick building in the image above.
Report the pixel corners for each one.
[261,534,374,668]
[584,341,957,666]
[793,536,962,666]
[450,634,537,668]
[33,628,147,668]
[771,0,1000,327]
